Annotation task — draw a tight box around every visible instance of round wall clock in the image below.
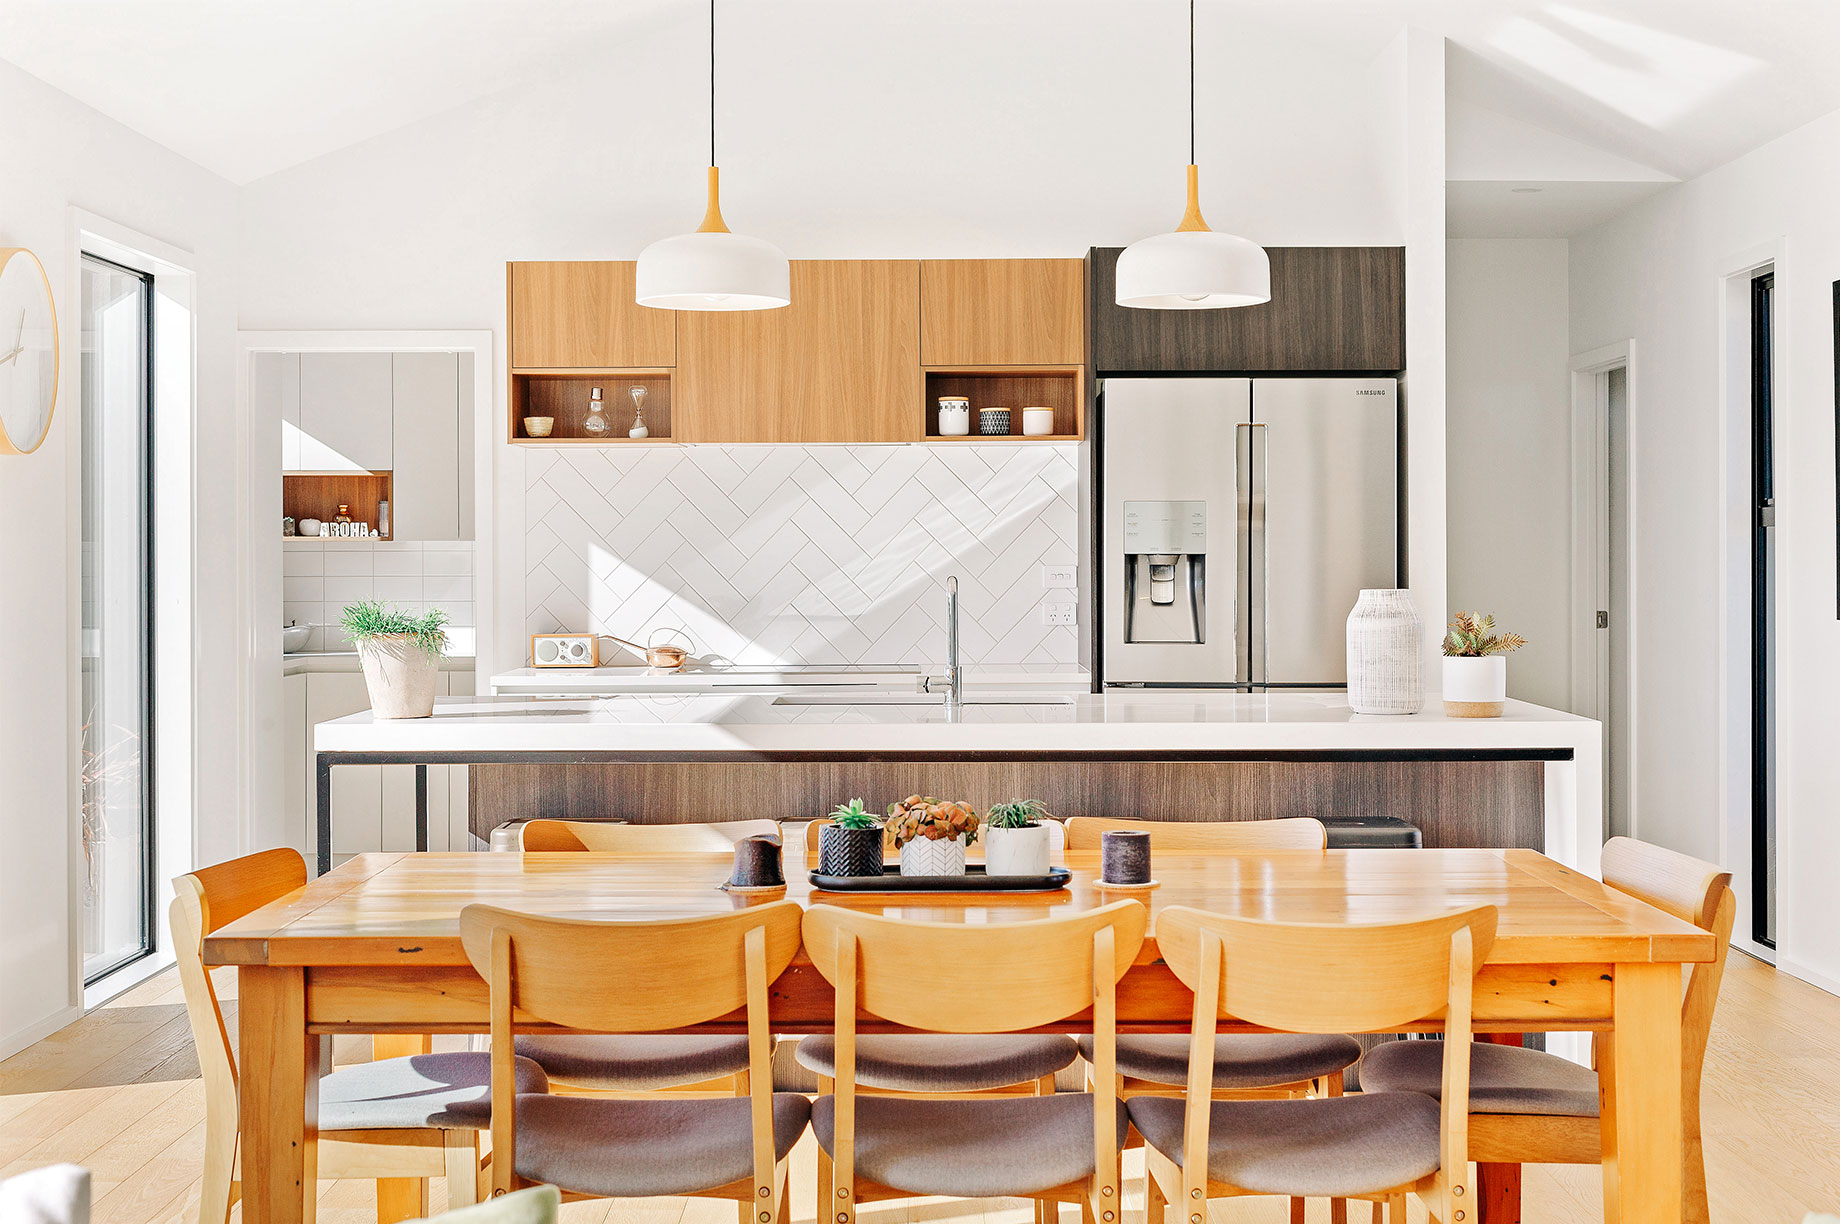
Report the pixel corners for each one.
[0,247,60,456]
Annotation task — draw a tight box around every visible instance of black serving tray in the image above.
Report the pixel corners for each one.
[809,865,1073,893]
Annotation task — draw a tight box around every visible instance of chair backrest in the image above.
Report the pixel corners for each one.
[803,900,1147,1208]
[1599,836,1735,1089]
[519,818,780,852]
[460,899,803,1197]
[170,848,309,1110]
[800,817,1065,862]
[1064,816,1327,853]
[1157,904,1495,1212]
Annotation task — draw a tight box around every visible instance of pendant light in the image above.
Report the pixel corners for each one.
[1114,0,1269,310]
[636,0,790,311]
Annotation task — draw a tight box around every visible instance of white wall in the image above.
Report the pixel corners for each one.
[0,59,239,1057]
[1570,104,1840,988]
[1446,239,1572,709]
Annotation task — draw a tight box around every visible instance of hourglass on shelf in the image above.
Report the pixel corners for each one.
[628,385,649,438]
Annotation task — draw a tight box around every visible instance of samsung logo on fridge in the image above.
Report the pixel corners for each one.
[1355,389,1388,396]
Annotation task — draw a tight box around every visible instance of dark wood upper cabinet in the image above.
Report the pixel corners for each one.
[1085,246,1405,373]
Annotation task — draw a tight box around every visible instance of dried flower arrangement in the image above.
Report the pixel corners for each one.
[1441,611,1526,658]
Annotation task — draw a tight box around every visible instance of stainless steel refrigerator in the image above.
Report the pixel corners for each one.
[1099,377,1398,688]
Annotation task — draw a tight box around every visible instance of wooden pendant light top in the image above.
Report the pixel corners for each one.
[697,166,730,234]
[1175,164,1210,233]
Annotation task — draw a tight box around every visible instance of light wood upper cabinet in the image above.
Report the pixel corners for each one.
[677,260,920,443]
[919,258,1084,367]
[509,261,676,369]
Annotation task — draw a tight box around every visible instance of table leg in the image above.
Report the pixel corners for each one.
[316,755,333,877]
[1476,1033,1523,1224]
[415,764,429,852]
[1601,962,1682,1224]
[240,965,319,1224]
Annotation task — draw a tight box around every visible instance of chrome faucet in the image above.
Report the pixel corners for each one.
[923,575,963,709]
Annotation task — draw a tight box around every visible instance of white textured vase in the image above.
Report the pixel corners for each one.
[1443,656,1508,718]
[1346,589,1423,714]
[985,824,1052,877]
[356,635,440,719]
[899,835,969,877]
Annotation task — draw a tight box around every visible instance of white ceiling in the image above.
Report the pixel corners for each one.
[2,0,1838,187]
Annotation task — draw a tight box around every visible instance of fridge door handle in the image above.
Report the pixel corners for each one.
[1247,423,1269,688]
[1235,424,1254,687]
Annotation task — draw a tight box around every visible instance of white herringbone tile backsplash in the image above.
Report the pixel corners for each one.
[523,444,1082,666]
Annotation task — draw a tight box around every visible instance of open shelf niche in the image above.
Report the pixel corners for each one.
[510,369,674,443]
[922,365,1084,440]
[284,471,393,539]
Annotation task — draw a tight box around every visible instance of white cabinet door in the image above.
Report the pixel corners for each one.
[299,352,393,472]
[283,672,307,853]
[390,353,460,540]
[306,671,382,861]
[254,352,303,471]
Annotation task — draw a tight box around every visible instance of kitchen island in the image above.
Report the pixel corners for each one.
[313,690,1601,876]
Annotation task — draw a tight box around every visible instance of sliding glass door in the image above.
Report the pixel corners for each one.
[80,254,154,984]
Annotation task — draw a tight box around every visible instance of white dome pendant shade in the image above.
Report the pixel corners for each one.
[1115,164,1270,310]
[636,166,790,311]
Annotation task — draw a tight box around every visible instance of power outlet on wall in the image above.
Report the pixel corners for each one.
[1040,565,1077,588]
[1041,602,1077,626]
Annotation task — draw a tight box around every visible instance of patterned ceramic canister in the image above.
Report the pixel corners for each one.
[979,408,1011,436]
[1346,588,1423,714]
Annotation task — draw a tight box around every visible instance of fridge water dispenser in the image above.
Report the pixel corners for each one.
[1122,501,1207,644]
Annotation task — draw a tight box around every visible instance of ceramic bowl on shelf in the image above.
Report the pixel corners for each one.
[979,407,1011,436]
[937,396,971,436]
[1021,406,1056,437]
[523,416,555,438]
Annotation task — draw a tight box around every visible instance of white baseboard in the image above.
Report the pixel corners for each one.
[0,1004,83,1062]
[1776,956,1840,999]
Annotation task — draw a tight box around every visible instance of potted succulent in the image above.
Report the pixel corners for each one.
[817,799,886,877]
[341,600,449,719]
[1441,611,1526,719]
[887,795,980,877]
[985,799,1054,877]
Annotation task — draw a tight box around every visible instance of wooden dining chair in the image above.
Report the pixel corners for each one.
[457,899,810,1217]
[1359,836,1736,1224]
[510,819,781,1099]
[1066,817,1363,1222]
[1139,904,1498,1224]
[174,848,548,1224]
[802,899,1148,1224]
[796,818,1085,1223]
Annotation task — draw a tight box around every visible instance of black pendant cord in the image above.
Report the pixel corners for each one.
[1189,0,1196,165]
[709,0,717,168]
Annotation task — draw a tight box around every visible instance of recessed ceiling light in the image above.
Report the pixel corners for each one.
[1511,187,1544,194]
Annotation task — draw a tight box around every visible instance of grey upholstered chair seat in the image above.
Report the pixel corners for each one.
[319,1052,548,1131]
[1358,1038,1602,1116]
[813,1093,1130,1198]
[514,1093,812,1198]
[796,1033,1079,1093]
[514,1033,753,1091]
[1077,1033,1362,1089]
[1127,1093,1442,1198]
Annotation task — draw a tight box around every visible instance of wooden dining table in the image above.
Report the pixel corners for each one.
[205,847,1715,1224]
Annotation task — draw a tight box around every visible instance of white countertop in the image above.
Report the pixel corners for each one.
[285,651,475,677]
[489,662,1090,694]
[315,689,1596,755]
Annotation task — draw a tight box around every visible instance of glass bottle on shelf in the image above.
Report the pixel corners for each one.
[583,386,611,435]
[628,384,650,438]
[333,504,352,524]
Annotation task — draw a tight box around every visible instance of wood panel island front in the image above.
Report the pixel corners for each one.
[311,691,1602,878]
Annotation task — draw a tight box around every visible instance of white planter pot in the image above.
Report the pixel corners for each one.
[899,835,968,877]
[1346,589,1423,714]
[357,635,441,719]
[985,823,1051,877]
[1442,655,1507,718]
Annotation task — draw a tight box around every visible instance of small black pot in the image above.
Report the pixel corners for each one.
[818,823,885,877]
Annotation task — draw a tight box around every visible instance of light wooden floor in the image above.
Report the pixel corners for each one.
[2,952,1835,1224]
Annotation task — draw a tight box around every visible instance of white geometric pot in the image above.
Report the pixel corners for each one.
[899,835,969,877]
[356,635,440,719]
[1442,655,1507,719]
[1346,589,1423,715]
[985,823,1051,877]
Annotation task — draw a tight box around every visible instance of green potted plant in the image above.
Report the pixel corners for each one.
[340,600,449,719]
[817,799,885,878]
[985,799,1054,877]
[887,795,980,877]
[1441,611,1526,719]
